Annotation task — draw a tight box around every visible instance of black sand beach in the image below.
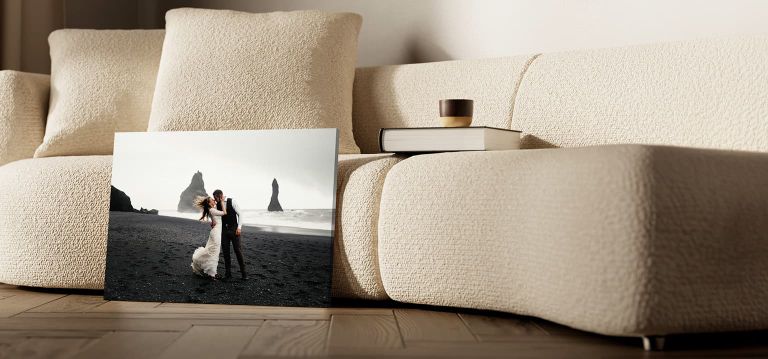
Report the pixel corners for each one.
[104,212,333,307]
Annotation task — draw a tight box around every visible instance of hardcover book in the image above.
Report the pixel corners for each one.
[379,126,521,153]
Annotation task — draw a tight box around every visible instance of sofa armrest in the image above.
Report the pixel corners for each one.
[0,70,49,166]
[377,145,768,336]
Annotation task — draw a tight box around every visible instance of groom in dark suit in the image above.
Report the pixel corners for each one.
[213,189,247,280]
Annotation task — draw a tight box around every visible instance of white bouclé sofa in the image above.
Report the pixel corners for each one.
[1,34,768,346]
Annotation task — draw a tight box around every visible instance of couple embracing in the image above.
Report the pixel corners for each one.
[191,189,248,281]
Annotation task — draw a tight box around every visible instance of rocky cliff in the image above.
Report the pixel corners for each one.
[110,186,134,212]
[178,171,208,212]
[268,178,283,212]
[110,186,158,215]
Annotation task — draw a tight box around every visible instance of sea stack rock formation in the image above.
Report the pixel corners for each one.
[110,186,135,212]
[178,171,208,212]
[268,178,283,212]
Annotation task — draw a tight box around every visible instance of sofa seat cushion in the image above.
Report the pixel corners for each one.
[0,156,112,289]
[0,154,401,297]
[378,145,768,336]
[333,153,403,299]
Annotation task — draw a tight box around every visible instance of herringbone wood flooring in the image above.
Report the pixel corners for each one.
[0,284,766,358]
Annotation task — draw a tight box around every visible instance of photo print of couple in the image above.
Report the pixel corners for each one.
[105,129,339,307]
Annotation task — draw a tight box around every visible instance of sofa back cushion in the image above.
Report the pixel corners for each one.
[35,29,164,158]
[148,8,363,154]
[513,35,768,151]
[351,56,537,154]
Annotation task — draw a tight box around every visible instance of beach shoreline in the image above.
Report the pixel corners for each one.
[243,224,332,237]
[157,209,334,235]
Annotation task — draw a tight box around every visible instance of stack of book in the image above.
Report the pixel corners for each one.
[379,127,521,153]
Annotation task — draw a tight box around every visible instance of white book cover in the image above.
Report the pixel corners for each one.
[380,127,521,153]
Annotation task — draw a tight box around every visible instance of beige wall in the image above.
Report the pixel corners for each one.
[2,0,64,73]
[1,0,158,73]
[4,0,768,72]
[154,0,768,66]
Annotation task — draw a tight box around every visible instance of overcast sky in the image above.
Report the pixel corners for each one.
[111,129,338,211]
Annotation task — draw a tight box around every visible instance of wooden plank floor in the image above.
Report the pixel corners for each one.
[0,285,766,358]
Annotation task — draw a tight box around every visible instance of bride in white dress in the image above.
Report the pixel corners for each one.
[191,196,227,279]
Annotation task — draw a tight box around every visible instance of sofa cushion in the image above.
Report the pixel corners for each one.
[0,156,112,289]
[333,153,403,299]
[352,55,537,153]
[378,145,768,336]
[34,30,164,158]
[0,154,399,298]
[148,8,362,154]
[0,71,49,166]
[513,34,768,151]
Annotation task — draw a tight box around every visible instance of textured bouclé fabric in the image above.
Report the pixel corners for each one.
[0,156,112,289]
[34,30,164,158]
[148,8,363,154]
[0,71,49,166]
[378,145,768,336]
[332,154,402,299]
[513,35,768,151]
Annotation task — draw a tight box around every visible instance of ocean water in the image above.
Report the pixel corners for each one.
[159,209,334,231]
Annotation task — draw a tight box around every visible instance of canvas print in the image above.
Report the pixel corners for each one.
[105,129,338,307]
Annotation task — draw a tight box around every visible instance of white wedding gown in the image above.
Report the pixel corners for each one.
[191,207,225,277]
